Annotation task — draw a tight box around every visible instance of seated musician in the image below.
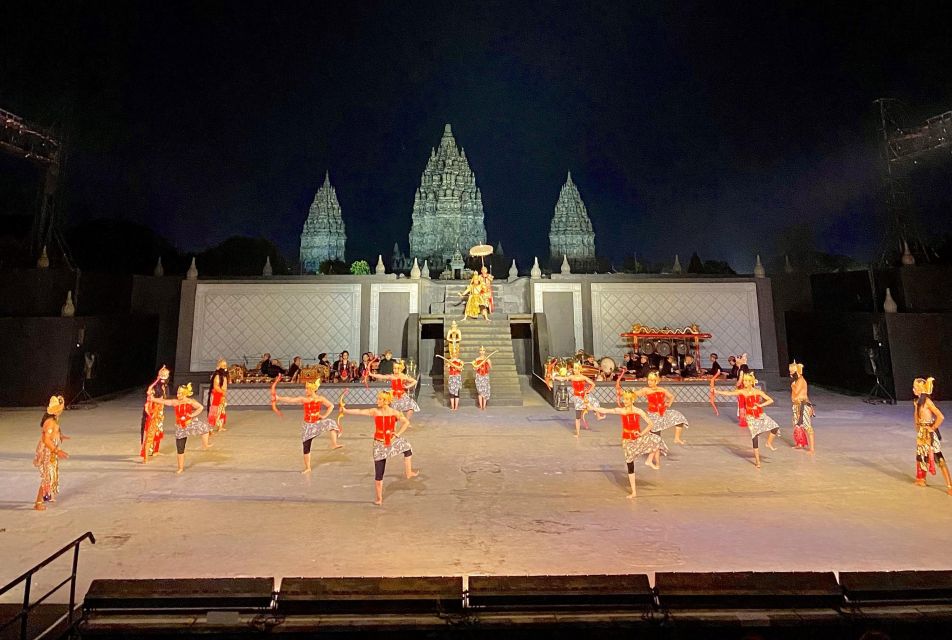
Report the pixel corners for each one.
[708,353,722,376]
[377,349,395,375]
[317,353,331,368]
[660,355,679,377]
[357,352,374,380]
[287,356,302,382]
[636,354,651,378]
[727,355,739,379]
[258,353,273,375]
[680,354,699,378]
[624,352,639,372]
[269,358,287,377]
[333,350,357,382]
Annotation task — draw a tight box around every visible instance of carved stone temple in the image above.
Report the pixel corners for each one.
[408,124,487,268]
[391,242,413,273]
[548,171,596,271]
[300,172,347,273]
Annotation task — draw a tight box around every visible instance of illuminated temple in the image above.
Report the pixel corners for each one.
[408,124,487,268]
[549,171,596,271]
[299,172,347,273]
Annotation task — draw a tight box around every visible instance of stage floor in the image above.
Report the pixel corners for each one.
[1,382,951,603]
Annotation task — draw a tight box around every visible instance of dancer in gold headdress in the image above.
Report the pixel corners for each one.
[789,361,815,452]
[33,395,69,510]
[148,383,212,474]
[598,389,658,498]
[460,271,491,321]
[273,379,342,474]
[913,377,950,494]
[208,358,229,432]
[713,372,780,468]
[140,365,170,462]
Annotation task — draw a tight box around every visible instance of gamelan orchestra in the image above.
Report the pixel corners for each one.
[28,317,949,509]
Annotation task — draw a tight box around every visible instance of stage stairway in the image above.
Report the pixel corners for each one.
[445,314,523,407]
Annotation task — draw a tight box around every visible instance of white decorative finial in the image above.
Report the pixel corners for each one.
[883,287,898,313]
[153,256,164,277]
[901,240,915,266]
[753,254,766,278]
[508,259,518,282]
[784,254,793,273]
[410,257,421,280]
[375,255,386,275]
[672,254,682,274]
[61,291,75,317]
[186,257,198,280]
[323,170,330,187]
[530,257,542,279]
[566,171,573,184]
[421,259,430,279]
[37,245,50,269]
[262,256,273,276]
[560,254,572,274]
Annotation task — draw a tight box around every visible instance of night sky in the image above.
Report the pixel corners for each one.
[3,1,952,271]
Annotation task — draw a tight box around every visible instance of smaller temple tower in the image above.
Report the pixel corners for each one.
[300,172,347,273]
[391,242,413,273]
[548,172,596,272]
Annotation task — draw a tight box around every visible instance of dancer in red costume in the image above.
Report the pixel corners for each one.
[479,266,495,314]
[208,359,228,432]
[598,389,657,498]
[713,372,780,468]
[273,379,343,474]
[635,371,690,468]
[140,365,170,462]
[33,395,69,510]
[148,383,212,474]
[370,360,420,421]
[551,361,605,437]
[340,390,419,505]
[734,353,751,428]
[789,361,815,452]
[913,377,950,494]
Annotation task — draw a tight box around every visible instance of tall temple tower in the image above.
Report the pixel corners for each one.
[408,124,487,267]
[549,172,596,271]
[300,172,347,273]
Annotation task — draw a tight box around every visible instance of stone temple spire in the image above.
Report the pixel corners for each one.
[408,124,487,267]
[300,171,347,272]
[549,171,596,271]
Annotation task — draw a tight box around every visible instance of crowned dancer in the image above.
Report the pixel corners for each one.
[371,360,420,421]
[444,351,465,411]
[273,379,342,474]
[208,359,229,432]
[479,266,495,314]
[140,365,170,462]
[598,389,659,498]
[552,361,605,437]
[789,361,815,452]
[638,370,690,454]
[713,372,780,468]
[734,353,751,428]
[472,346,493,410]
[148,383,212,474]
[33,395,69,510]
[340,390,419,505]
[460,271,490,321]
[913,377,950,494]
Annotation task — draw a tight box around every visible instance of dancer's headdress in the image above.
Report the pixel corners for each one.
[393,359,405,372]
[572,361,582,372]
[647,370,660,382]
[914,376,935,396]
[621,388,639,404]
[788,360,804,375]
[377,390,394,405]
[305,380,320,392]
[742,372,758,386]
[177,382,194,398]
[47,395,65,414]
[158,365,170,380]
[216,358,227,370]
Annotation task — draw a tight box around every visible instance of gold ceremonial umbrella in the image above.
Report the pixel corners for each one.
[469,244,494,267]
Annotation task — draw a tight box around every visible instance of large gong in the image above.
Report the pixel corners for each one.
[657,341,672,357]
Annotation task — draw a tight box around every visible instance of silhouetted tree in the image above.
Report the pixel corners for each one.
[198,237,289,276]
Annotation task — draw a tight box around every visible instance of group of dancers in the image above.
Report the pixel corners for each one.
[31,356,947,508]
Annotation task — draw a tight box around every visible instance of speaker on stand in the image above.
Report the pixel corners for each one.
[863,345,894,405]
[67,328,98,409]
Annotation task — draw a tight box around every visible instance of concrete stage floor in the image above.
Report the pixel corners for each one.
[1,382,950,603]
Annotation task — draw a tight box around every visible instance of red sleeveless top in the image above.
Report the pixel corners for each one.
[374,414,397,445]
[304,400,322,422]
[572,379,587,397]
[476,361,491,375]
[391,378,405,398]
[448,361,462,375]
[175,404,191,427]
[647,391,667,415]
[621,413,641,441]
[744,394,763,418]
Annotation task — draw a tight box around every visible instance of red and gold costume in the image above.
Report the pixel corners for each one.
[208,364,228,430]
[141,367,169,460]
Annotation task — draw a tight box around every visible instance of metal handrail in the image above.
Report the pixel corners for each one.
[0,531,96,640]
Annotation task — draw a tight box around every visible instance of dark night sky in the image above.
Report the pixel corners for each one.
[3,1,952,271]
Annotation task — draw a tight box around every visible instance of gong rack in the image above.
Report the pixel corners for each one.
[620,323,712,363]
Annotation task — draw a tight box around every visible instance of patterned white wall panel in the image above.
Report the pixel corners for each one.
[369,282,419,354]
[531,282,583,350]
[591,282,763,368]
[190,283,361,370]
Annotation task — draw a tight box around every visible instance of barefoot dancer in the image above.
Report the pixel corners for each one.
[472,346,493,410]
[713,372,780,468]
[734,354,751,428]
[33,395,69,510]
[273,379,342,474]
[148,383,212,474]
[913,377,950,494]
[552,361,606,437]
[140,365,169,461]
[460,271,491,321]
[340,391,419,505]
[638,371,690,466]
[440,352,465,411]
[789,361,815,452]
[599,389,659,498]
[371,360,420,421]
[208,359,229,432]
